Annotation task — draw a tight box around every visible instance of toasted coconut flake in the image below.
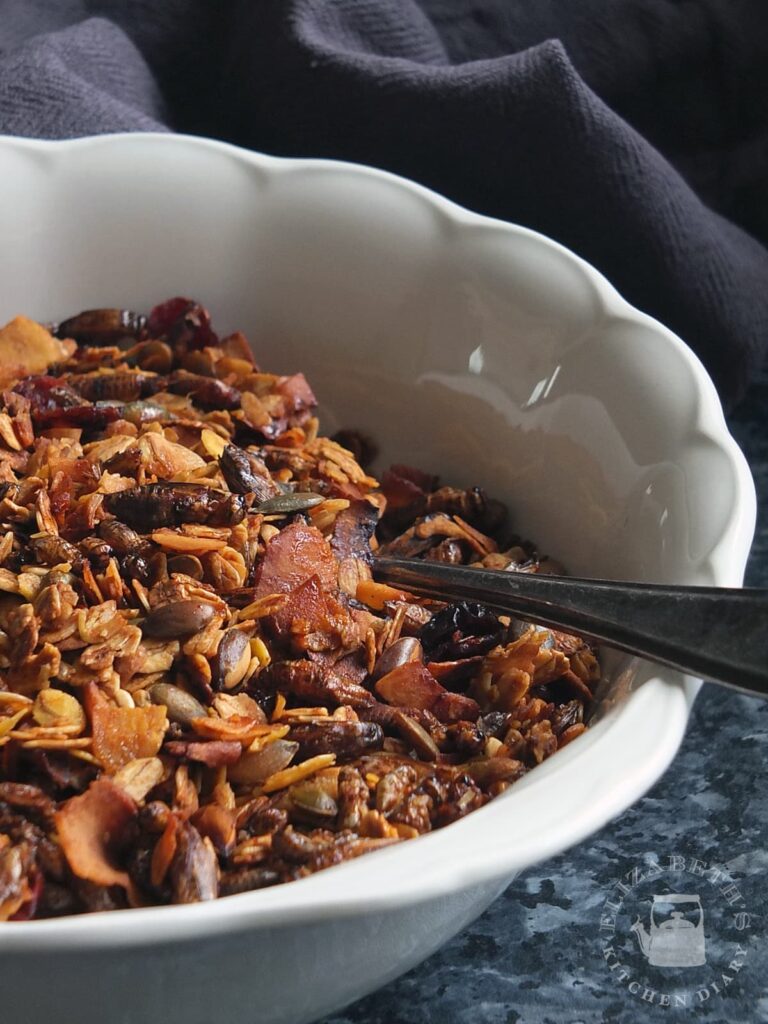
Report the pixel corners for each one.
[84,434,136,464]
[54,778,137,890]
[375,662,443,709]
[0,316,68,380]
[92,703,168,773]
[254,521,337,598]
[137,433,205,478]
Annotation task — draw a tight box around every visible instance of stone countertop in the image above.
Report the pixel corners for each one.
[321,378,768,1024]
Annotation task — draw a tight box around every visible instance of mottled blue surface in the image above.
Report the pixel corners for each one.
[322,378,768,1024]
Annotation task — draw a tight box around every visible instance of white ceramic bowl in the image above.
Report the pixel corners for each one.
[0,134,755,1024]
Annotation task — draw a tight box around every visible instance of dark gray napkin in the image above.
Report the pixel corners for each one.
[1,0,766,406]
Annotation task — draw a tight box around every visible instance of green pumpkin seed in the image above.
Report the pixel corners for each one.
[253,492,324,515]
[147,683,207,727]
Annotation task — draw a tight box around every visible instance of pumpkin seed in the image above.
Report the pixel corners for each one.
[227,739,299,785]
[371,636,423,681]
[392,710,439,762]
[253,492,323,515]
[147,683,208,727]
[211,629,251,690]
[289,781,338,820]
[141,599,217,638]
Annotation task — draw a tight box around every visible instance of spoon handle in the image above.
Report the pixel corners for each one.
[374,557,768,698]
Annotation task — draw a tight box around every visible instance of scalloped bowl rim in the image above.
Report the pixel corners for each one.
[0,133,756,951]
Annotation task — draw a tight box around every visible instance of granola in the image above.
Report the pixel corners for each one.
[0,298,599,919]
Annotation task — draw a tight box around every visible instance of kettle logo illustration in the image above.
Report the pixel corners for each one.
[598,855,754,1007]
[631,894,706,967]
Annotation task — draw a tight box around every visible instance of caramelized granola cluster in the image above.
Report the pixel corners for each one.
[0,299,598,919]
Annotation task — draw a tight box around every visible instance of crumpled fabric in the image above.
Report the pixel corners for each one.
[1,0,766,405]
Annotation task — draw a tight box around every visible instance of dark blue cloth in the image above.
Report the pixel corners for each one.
[1,0,767,406]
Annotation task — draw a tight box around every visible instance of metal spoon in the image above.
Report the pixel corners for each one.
[374,557,768,698]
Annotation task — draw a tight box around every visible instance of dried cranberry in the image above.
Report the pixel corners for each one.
[379,464,441,534]
[147,297,217,351]
[419,601,505,662]
[14,376,82,415]
[387,464,438,493]
[147,297,195,337]
[275,373,317,415]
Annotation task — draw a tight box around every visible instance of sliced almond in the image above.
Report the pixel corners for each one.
[151,529,227,553]
[201,428,227,458]
[261,753,336,793]
[113,757,166,802]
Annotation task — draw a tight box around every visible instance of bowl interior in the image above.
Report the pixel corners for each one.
[0,137,744,590]
[0,135,754,936]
